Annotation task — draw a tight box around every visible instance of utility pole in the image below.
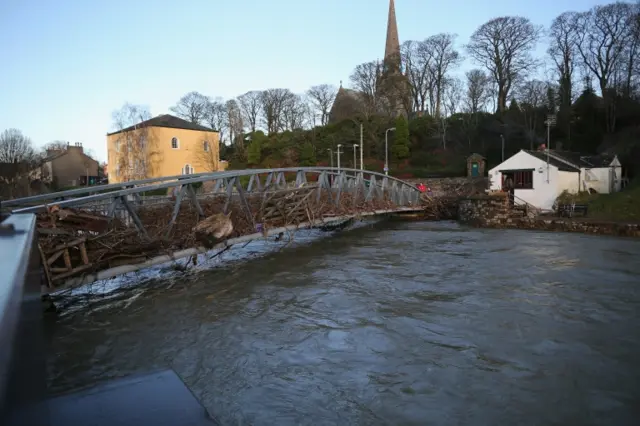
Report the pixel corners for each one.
[336,144,342,172]
[544,114,556,183]
[359,123,363,170]
[500,134,505,162]
[384,127,395,175]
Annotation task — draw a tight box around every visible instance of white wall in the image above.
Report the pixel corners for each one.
[557,170,580,194]
[488,150,562,210]
[581,167,617,193]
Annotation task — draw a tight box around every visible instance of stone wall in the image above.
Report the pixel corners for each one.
[458,193,509,225]
[458,192,640,238]
[405,177,488,197]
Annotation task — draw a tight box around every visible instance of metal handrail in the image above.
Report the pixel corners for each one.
[8,168,420,214]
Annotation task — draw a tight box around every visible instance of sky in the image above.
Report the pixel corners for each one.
[0,0,607,163]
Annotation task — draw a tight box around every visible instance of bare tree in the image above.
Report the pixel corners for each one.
[466,16,542,113]
[464,69,492,113]
[306,84,337,125]
[111,103,153,181]
[349,60,384,119]
[401,40,432,114]
[204,98,227,142]
[548,12,580,109]
[422,33,462,117]
[260,88,293,134]
[443,77,464,116]
[282,94,310,130]
[44,140,69,152]
[225,99,244,150]
[517,80,548,149]
[574,3,635,131]
[170,91,209,124]
[0,129,40,196]
[237,91,262,133]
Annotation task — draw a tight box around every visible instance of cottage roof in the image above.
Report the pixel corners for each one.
[548,151,618,168]
[107,114,214,136]
[523,150,580,172]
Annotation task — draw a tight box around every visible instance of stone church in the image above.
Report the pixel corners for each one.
[329,0,410,124]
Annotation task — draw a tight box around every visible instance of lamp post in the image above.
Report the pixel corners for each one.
[384,127,395,176]
[327,148,333,168]
[359,123,363,171]
[336,144,342,172]
[352,144,359,170]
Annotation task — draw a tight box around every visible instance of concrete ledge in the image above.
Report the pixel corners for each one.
[48,370,217,426]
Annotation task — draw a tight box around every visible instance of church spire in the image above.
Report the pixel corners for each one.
[384,0,400,63]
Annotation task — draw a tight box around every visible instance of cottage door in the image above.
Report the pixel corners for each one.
[471,162,479,177]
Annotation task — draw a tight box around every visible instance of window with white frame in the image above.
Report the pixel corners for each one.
[182,164,193,174]
[171,137,179,149]
[203,140,209,152]
[115,139,120,152]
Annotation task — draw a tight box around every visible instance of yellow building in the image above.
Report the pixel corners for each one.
[106,114,220,183]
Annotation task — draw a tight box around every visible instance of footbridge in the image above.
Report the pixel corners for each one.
[1,167,424,291]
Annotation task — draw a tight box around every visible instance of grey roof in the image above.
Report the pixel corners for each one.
[523,150,580,172]
[549,151,617,168]
[107,114,214,136]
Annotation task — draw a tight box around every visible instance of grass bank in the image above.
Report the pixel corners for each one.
[557,180,640,222]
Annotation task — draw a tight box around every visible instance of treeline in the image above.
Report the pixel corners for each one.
[116,1,640,177]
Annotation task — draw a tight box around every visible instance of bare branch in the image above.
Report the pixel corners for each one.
[237,91,262,133]
[169,91,209,124]
[466,16,542,112]
[306,84,337,126]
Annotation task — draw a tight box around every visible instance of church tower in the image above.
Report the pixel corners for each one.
[384,0,401,71]
[379,0,409,117]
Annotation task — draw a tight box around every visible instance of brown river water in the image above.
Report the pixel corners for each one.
[46,220,640,425]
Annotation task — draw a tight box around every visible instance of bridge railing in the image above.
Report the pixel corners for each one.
[0,214,48,426]
[5,167,420,214]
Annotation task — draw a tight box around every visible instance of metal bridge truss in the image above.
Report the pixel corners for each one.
[3,168,422,289]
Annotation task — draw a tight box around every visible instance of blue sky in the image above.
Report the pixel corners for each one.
[0,0,605,162]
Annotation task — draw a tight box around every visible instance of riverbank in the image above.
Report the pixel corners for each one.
[468,216,640,238]
[457,193,640,238]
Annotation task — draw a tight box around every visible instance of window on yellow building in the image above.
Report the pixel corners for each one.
[182,164,193,174]
[171,137,179,149]
[203,141,209,152]
[115,139,120,152]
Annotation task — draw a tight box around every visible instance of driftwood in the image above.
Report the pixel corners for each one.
[34,187,400,288]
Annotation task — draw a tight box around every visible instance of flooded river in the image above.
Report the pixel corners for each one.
[46,221,640,425]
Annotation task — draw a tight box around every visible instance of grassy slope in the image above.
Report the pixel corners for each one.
[558,180,640,222]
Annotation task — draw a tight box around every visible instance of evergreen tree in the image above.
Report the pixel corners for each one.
[392,115,410,160]
[299,142,316,166]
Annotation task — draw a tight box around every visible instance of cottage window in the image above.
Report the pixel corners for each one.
[115,139,120,152]
[203,141,209,152]
[127,136,133,152]
[183,164,192,175]
[171,137,179,149]
[513,170,533,189]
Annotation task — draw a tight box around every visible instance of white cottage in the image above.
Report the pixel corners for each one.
[488,150,622,210]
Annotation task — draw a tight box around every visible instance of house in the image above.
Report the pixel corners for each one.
[106,114,220,184]
[44,143,100,188]
[488,149,622,210]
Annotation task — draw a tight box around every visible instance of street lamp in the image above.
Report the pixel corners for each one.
[336,144,342,172]
[352,144,359,170]
[327,148,333,168]
[384,127,395,176]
